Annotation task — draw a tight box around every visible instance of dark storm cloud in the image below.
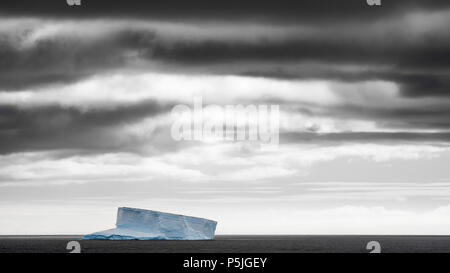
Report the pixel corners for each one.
[345,105,450,129]
[0,0,404,20]
[285,101,450,132]
[0,0,449,155]
[0,3,448,97]
[0,29,156,90]
[1,0,449,21]
[142,25,450,69]
[1,21,450,95]
[0,101,171,154]
[398,75,450,97]
[148,39,450,80]
[282,132,450,145]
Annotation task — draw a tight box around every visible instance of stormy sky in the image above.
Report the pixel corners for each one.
[1,0,450,234]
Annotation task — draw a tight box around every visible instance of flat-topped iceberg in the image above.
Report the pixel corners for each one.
[83,207,217,240]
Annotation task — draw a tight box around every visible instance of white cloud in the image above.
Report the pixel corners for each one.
[0,152,207,186]
[1,143,446,187]
[0,72,340,109]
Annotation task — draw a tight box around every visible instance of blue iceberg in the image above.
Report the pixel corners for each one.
[83,207,217,240]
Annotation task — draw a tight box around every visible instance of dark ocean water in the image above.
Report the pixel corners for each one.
[1,235,450,253]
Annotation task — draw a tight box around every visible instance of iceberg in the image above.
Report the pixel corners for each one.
[83,207,217,240]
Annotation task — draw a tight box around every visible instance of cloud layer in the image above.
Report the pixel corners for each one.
[1,1,450,234]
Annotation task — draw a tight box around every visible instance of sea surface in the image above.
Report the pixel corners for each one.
[1,235,450,253]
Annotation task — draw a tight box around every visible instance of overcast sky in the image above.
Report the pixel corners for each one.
[1,0,450,234]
